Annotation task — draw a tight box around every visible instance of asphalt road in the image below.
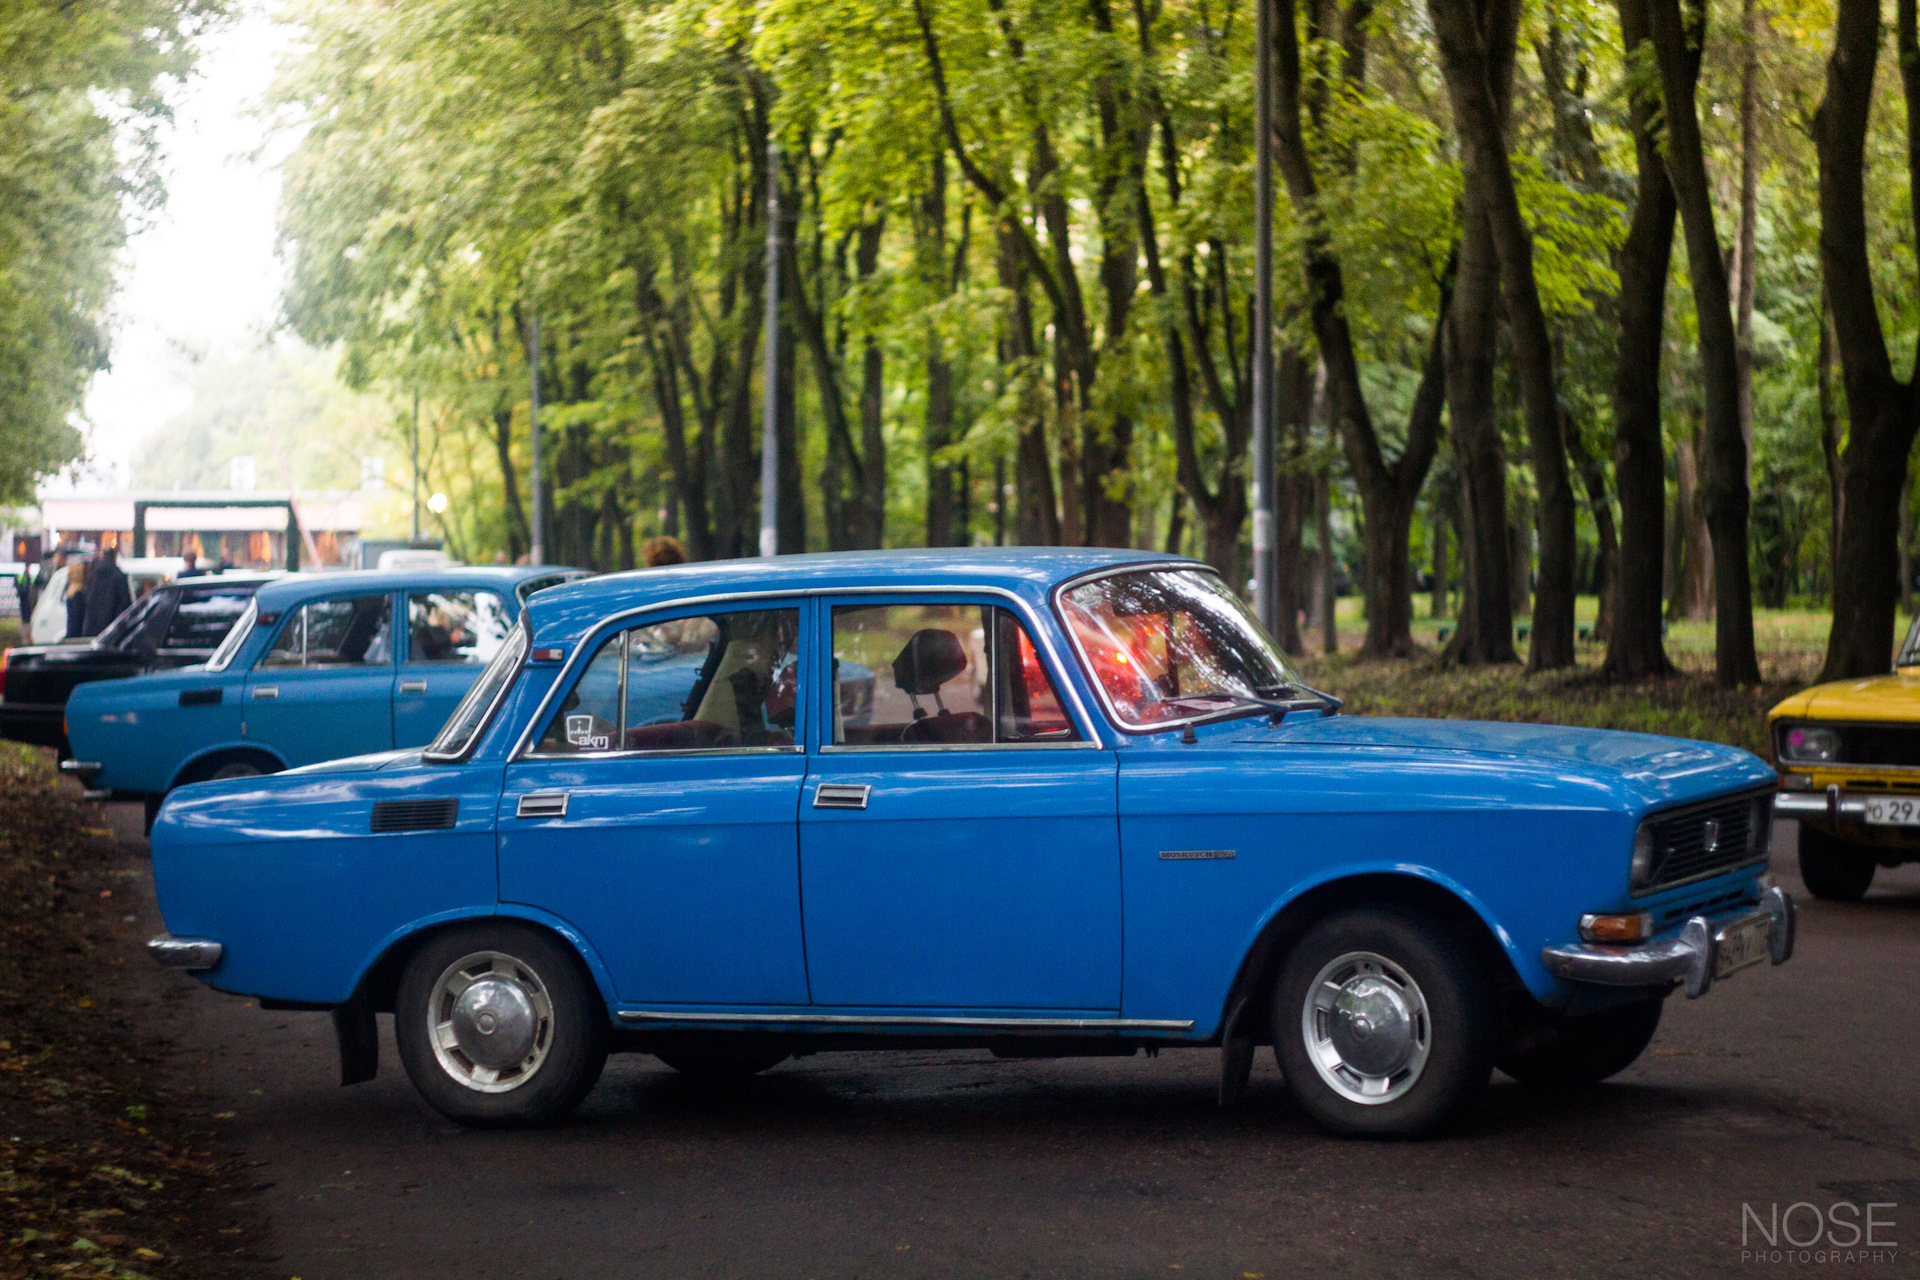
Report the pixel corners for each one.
[104,802,1919,1279]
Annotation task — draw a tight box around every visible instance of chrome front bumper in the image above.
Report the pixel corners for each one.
[1773,788,1871,823]
[148,934,223,971]
[1540,886,1795,999]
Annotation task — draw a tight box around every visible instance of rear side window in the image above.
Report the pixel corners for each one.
[164,587,257,650]
[830,603,1079,747]
[407,590,513,664]
[262,596,394,667]
[532,608,801,756]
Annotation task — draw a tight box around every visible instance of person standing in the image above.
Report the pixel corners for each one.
[64,559,89,638]
[80,546,131,637]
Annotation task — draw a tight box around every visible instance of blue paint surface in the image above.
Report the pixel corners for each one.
[148,549,1780,1041]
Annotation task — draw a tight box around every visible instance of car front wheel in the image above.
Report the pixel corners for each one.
[394,924,608,1127]
[1273,905,1495,1138]
[1798,826,1877,901]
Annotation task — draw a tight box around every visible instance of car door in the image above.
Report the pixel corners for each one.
[497,600,812,1007]
[798,596,1122,1011]
[393,587,516,746]
[243,592,397,766]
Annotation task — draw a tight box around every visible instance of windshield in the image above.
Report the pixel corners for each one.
[1057,567,1309,730]
[204,600,257,672]
[424,621,528,761]
[97,589,169,649]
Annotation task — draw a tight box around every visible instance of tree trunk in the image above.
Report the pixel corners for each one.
[999,224,1060,546]
[858,223,887,549]
[1430,506,1450,620]
[1272,351,1312,654]
[1317,471,1338,655]
[1650,0,1761,683]
[1428,0,1577,671]
[921,157,960,549]
[492,403,529,562]
[1809,0,1920,682]
[1731,0,1761,480]
[1441,200,1516,664]
[1670,430,1715,621]
[1604,0,1678,678]
[1818,284,1845,599]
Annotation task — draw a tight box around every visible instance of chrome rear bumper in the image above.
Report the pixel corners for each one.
[1540,886,1795,999]
[148,934,223,971]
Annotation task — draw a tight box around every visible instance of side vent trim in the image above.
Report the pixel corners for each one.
[370,797,459,833]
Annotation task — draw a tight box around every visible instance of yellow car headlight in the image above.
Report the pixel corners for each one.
[1779,725,1839,763]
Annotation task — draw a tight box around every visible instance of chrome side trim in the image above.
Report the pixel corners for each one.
[1540,887,1796,999]
[521,745,802,763]
[148,934,223,971]
[613,1010,1195,1031]
[59,760,103,776]
[509,585,1105,761]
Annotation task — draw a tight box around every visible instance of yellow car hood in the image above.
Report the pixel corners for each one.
[1774,670,1920,722]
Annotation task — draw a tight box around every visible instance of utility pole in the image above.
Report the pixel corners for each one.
[759,135,781,558]
[528,310,545,566]
[1251,0,1277,630]
[410,389,421,544]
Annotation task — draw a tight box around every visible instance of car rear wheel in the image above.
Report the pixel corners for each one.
[1496,998,1664,1085]
[1273,905,1495,1138]
[1798,826,1877,901]
[655,1049,790,1081]
[394,924,608,1127]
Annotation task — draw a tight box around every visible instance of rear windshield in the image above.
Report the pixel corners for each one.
[425,621,528,761]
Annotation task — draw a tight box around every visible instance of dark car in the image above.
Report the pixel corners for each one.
[0,574,274,751]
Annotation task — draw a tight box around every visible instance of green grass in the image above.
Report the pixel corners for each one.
[1297,596,1850,755]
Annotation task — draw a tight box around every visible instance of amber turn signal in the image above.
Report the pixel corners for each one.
[1578,912,1654,944]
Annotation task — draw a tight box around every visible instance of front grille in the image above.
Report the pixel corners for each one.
[370,798,459,833]
[1839,724,1920,767]
[1642,789,1770,893]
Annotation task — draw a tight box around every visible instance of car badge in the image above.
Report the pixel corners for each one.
[1702,819,1720,853]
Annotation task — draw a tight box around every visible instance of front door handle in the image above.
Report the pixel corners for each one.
[813,783,871,811]
[252,686,278,701]
[516,792,570,819]
[399,679,428,694]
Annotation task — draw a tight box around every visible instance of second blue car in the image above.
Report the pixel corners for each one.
[65,565,582,825]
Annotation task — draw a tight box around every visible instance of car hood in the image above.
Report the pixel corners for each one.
[1232,715,1772,808]
[283,749,426,776]
[1771,671,1920,723]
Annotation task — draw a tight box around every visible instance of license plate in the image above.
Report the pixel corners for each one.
[1863,795,1920,825]
[1714,915,1771,980]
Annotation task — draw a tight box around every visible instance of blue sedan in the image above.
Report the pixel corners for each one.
[66,565,582,826]
[143,549,1795,1136]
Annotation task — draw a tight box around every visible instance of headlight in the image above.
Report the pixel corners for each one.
[1629,825,1656,890]
[1779,725,1839,763]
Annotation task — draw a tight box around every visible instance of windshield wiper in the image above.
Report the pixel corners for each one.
[1162,683,1342,728]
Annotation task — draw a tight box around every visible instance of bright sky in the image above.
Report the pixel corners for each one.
[68,2,294,492]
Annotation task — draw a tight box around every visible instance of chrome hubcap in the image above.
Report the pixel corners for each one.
[428,951,554,1093]
[1302,950,1431,1105]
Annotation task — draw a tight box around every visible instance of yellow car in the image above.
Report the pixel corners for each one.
[1769,618,1920,899]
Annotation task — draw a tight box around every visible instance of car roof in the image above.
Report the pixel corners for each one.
[251,565,580,611]
[524,547,1198,645]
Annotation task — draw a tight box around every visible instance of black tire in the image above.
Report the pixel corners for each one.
[1272,905,1495,1138]
[655,1049,790,1080]
[1799,825,1877,901]
[1497,997,1664,1085]
[394,923,608,1127]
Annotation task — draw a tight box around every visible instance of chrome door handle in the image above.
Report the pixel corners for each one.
[813,783,871,811]
[399,680,428,694]
[252,686,278,700]
[516,792,569,819]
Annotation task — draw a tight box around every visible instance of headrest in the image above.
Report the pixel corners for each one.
[892,628,969,695]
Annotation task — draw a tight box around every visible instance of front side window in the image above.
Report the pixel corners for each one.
[426,621,528,760]
[261,595,394,668]
[532,608,801,756]
[164,586,258,650]
[408,590,513,664]
[831,603,1079,747]
[1058,568,1305,730]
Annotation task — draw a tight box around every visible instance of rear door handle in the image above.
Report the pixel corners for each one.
[516,792,570,819]
[252,686,278,701]
[399,680,428,694]
[813,783,871,811]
